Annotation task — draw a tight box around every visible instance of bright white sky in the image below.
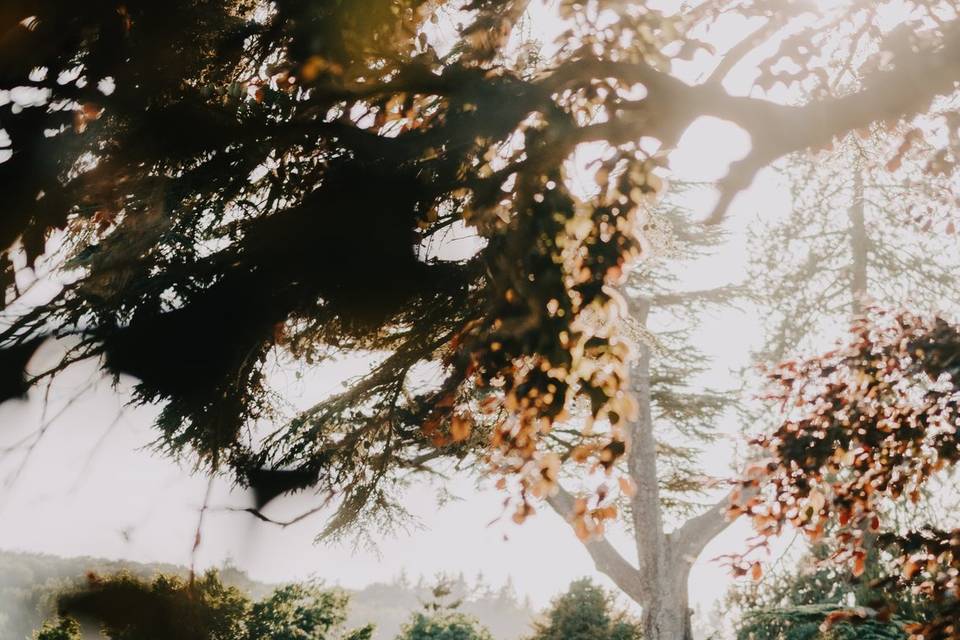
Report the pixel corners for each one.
[0,0,920,637]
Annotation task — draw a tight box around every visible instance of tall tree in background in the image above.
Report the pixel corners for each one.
[729,107,960,638]
[739,311,960,640]
[716,127,960,638]
[543,198,743,639]
[545,112,960,640]
[748,130,960,366]
[526,578,642,640]
[726,128,960,637]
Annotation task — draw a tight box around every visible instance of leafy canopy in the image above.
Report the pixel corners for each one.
[737,312,960,639]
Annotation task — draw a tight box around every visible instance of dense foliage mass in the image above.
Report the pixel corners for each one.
[735,604,906,640]
[0,0,668,535]
[396,612,493,640]
[726,537,933,639]
[28,567,643,640]
[31,571,521,640]
[727,125,960,638]
[737,312,960,638]
[747,131,960,366]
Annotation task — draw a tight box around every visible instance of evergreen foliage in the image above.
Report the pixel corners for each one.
[526,578,642,640]
[2,1,959,545]
[747,132,960,365]
[735,604,906,640]
[0,0,659,533]
[627,197,740,515]
[730,126,960,640]
[396,613,493,640]
[542,196,740,514]
[726,542,929,640]
[35,617,82,640]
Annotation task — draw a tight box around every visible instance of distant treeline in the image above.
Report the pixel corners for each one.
[0,551,535,640]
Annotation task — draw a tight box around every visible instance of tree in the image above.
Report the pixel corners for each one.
[55,571,250,640]
[546,89,960,640]
[394,578,493,640]
[726,127,960,640]
[726,120,960,638]
[35,617,82,640]
[2,3,960,637]
[1,550,531,640]
[726,537,930,639]
[542,199,743,638]
[248,583,374,640]
[738,311,960,640]
[747,130,960,366]
[527,578,642,640]
[36,570,372,640]
[735,604,908,640]
[395,613,493,640]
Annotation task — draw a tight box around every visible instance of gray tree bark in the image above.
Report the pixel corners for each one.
[546,297,736,640]
[849,161,868,316]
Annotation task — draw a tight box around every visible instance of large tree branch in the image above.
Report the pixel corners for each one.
[672,485,757,560]
[704,13,794,85]
[696,24,960,221]
[621,299,675,603]
[543,19,960,221]
[546,483,647,605]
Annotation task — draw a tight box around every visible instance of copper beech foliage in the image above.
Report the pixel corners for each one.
[734,311,960,639]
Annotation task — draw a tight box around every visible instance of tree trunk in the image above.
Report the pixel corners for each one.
[627,299,694,640]
[849,161,868,316]
[641,559,694,640]
[548,297,736,640]
[557,153,872,640]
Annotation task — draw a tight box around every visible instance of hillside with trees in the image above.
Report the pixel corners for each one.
[23,568,627,640]
[0,551,534,640]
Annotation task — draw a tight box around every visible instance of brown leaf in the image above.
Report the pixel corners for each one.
[450,414,472,442]
[852,552,866,577]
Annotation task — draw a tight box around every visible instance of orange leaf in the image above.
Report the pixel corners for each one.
[852,552,866,577]
[450,414,472,442]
